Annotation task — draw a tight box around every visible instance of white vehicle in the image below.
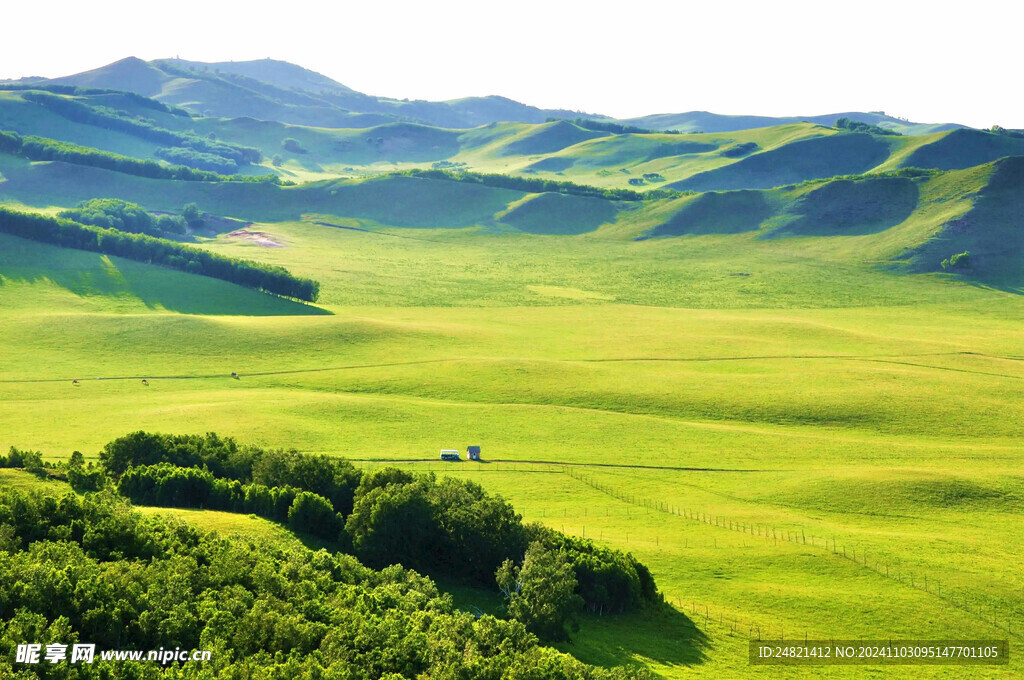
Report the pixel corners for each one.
[440,449,461,461]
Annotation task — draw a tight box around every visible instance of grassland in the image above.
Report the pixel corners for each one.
[2,208,1023,677]
[2,88,1019,195]
[1,90,1022,677]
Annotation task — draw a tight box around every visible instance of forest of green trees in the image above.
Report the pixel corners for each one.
[2,83,191,116]
[0,130,281,184]
[59,198,186,236]
[0,208,320,301]
[94,432,659,627]
[21,91,262,164]
[0,431,665,676]
[0,487,651,679]
[398,169,679,201]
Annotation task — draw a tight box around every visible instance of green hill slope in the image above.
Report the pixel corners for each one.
[625,110,964,135]
[907,156,1024,287]
[902,128,1024,170]
[667,133,895,191]
[496,120,610,156]
[498,192,619,235]
[0,233,320,315]
[0,156,522,226]
[773,176,920,237]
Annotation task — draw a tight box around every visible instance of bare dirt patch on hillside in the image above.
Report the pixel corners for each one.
[224,229,285,247]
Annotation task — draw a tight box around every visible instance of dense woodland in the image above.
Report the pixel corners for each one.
[21,91,262,165]
[0,208,320,302]
[0,432,662,677]
[399,169,678,201]
[549,118,679,136]
[96,432,660,620]
[59,199,187,237]
[0,487,651,679]
[0,130,280,184]
[2,83,192,116]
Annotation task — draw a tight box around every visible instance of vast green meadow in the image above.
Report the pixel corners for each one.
[2,211,1022,677]
[1,81,1021,677]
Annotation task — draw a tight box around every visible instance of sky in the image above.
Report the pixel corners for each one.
[2,0,1021,129]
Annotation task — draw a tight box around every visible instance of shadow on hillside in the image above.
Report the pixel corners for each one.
[641,190,772,239]
[667,133,892,192]
[561,600,710,671]
[770,177,919,237]
[0,254,329,317]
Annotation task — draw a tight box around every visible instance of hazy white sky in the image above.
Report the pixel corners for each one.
[2,0,1021,128]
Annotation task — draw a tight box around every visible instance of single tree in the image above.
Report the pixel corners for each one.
[498,541,582,642]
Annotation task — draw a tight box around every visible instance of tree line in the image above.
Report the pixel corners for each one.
[398,168,678,201]
[0,487,651,679]
[2,82,191,116]
[92,431,661,639]
[835,117,902,136]
[547,117,681,136]
[155,146,239,174]
[58,198,187,237]
[0,446,45,475]
[0,130,282,184]
[21,91,262,165]
[0,208,320,302]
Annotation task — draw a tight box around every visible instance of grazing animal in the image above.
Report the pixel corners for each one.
[72,380,80,385]
[141,379,149,386]
[231,372,239,379]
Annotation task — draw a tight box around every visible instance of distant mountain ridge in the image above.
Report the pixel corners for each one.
[3,57,966,133]
[624,111,964,136]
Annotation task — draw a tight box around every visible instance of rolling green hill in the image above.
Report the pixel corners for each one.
[1,63,1023,680]
[1,87,1016,200]
[624,110,964,135]
[9,57,968,136]
[17,57,592,129]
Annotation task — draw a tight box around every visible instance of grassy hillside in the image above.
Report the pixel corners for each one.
[0,232,321,315]
[903,128,1024,170]
[3,293,1024,678]
[1,71,1022,678]
[3,88,1017,201]
[908,157,1024,285]
[624,110,965,135]
[668,133,894,191]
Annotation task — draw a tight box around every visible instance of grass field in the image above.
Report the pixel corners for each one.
[1,104,1022,676]
[2,216,1023,677]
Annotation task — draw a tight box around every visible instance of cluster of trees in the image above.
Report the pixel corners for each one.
[116,463,343,539]
[941,250,971,270]
[722,141,760,158]
[59,198,186,236]
[4,83,191,116]
[0,488,651,679]
[547,118,680,136]
[100,432,359,515]
[537,529,657,614]
[93,432,661,634]
[498,541,584,641]
[0,446,44,474]
[0,208,321,302]
[0,130,280,184]
[791,165,938,192]
[399,168,678,201]
[345,468,527,585]
[66,451,105,493]
[22,91,262,165]
[835,117,902,136]
[988,125,1024,138]
[155,146,239,174]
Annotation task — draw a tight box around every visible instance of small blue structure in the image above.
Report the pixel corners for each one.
[467,446,481,461]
